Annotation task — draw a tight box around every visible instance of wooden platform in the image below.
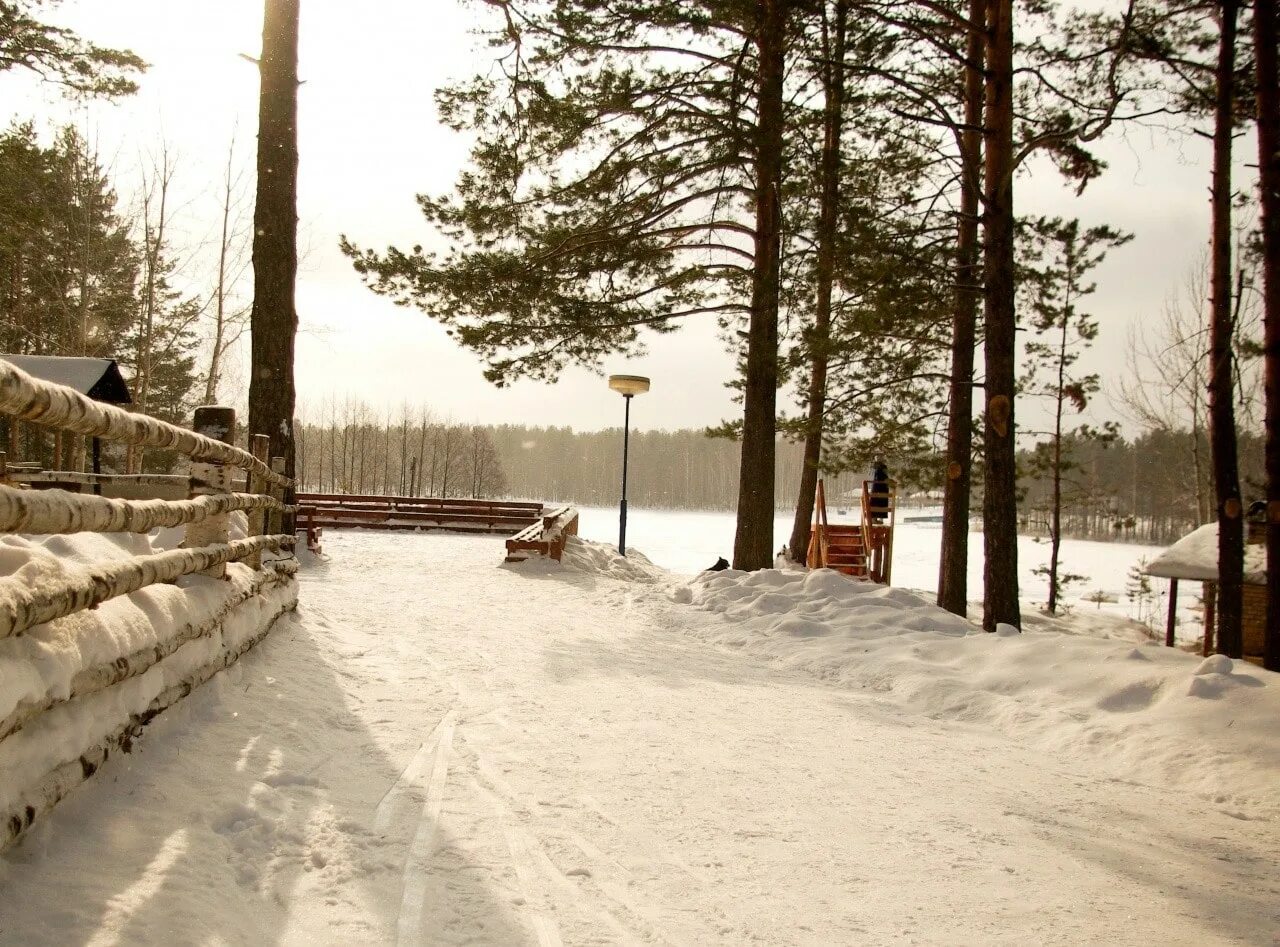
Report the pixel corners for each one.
[294,493,544,536]
[807,479,896,584]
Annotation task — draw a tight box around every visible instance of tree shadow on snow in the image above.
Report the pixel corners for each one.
[0,593,535,945]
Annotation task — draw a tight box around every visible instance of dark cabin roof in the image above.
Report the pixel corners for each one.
[0,355,132,404]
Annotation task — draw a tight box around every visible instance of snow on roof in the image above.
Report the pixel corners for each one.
[0,355,132,404]
[1145,521,1265,584]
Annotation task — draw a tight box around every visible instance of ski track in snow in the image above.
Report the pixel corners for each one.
[0,529,1276,946]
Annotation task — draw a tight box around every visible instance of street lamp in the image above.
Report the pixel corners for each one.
[608,374,650,556]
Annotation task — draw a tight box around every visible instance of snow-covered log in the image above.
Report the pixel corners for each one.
[0,562,296,743]
[0,361,291,488]
[0,535,293,641]
[0,484,286,535]
[2,584,296,850]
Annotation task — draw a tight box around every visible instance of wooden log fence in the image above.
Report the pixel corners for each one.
[0,485,286,535]
[0,358,300,850]
[0,361,289,489]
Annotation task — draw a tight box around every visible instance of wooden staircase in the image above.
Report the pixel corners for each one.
[820,523,869,576]
[807,477,896,583]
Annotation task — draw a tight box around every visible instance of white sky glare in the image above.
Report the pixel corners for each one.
[7,1,1237,436]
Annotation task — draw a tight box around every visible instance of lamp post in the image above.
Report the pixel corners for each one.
[608,374,650,556]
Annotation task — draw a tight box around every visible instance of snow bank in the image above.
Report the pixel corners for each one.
[668,567,1280,818]
[0,528,298,838]
[506,536,667,584]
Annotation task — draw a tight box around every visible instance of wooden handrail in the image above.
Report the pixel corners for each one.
[809,479,832,569]
[0,484,286,535]
[861,478,897,584]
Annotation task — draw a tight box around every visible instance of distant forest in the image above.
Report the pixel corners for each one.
[292,405,1265,547]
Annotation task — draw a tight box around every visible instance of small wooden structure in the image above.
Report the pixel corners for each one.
[295,493,544,534]
[0,355,132,482]
[1146,516,1267,656]
[807,478,896,583]
[505,506,580,562]
[293,492,579,562]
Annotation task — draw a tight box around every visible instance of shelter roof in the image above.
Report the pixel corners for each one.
[1145,522,1265,585]
[0,355,132,404]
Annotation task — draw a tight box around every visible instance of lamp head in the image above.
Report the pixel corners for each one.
[608,374,651,397]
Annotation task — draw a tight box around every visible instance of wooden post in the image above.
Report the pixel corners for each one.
[186,407,236,578]
[268,456,285,540]
[91,437,102,495]
[70,434,86,474]
[1203,582,1217,656]
[247,434,270,569]
[1166,577,1179,647]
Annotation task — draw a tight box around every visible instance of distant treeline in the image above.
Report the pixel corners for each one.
[1017,429,1265,545]
[293,412,507,500]
[486,424,875,511]
[290,407,1264,547]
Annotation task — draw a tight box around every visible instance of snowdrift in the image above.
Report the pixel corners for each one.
[553,538,1278,820]
[0,524,298,846]
[681,567,1279,818]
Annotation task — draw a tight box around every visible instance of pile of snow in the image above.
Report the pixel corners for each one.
[560,536,666,583]
[506,536,666,584]
[0,527,298,829]
[663,566,1279,818]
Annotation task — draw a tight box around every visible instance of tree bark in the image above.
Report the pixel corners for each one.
[1209,0,1244,658]
[248,0,300,480]
[734,0,788,571]
[1254,0,1280,670]
[938,0,985,615]
[981,0,1021,632]
[789,0,846,565]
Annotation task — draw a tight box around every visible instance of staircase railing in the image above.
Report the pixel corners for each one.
[807,478,832,569]
[861,478,897,584]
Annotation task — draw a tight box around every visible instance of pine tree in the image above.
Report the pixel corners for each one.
[248,0,300,481]
[345,0,802,569]
[0,1,144,97]
[1018,216,1130,614]
[1250,0,1280,670]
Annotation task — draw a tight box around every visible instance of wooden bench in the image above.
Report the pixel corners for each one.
[505,506,579,562]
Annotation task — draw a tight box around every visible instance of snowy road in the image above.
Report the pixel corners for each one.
[1,531,1276,945]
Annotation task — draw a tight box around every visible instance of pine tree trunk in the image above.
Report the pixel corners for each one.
[734,0,788,571]
[1047,317,1068,614]
[938,0,985,615]
[981,0,1021,632]
[248,0,299,481]
[789,0,846,565]
[1254,0,1280,670]
[1210,0,1244,658]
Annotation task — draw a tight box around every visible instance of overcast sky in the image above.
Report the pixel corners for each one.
[8,0,1241,435]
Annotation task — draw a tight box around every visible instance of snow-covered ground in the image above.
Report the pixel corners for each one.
[1,529,1275,945]
[578,505,1193,640]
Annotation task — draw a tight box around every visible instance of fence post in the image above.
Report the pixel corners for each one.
[186,406,235,579]
[268,456,285,542]
[247,434,270,570]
